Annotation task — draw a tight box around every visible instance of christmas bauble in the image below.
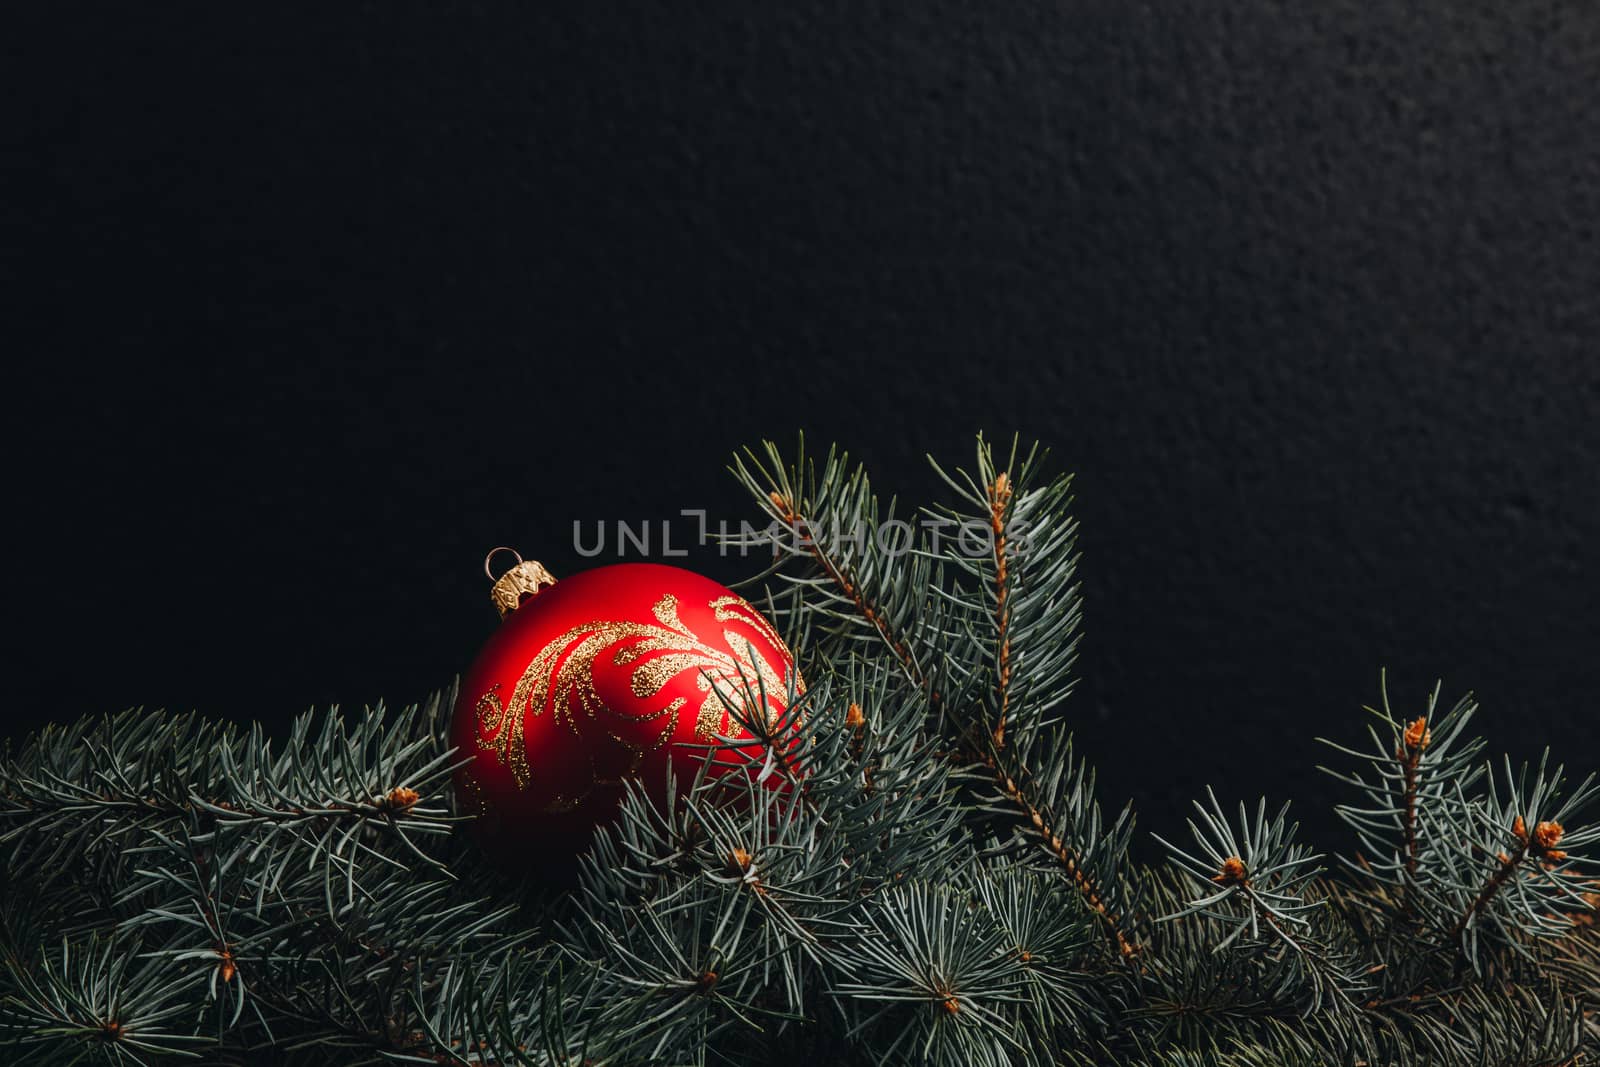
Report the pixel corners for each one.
[451,552,805,860]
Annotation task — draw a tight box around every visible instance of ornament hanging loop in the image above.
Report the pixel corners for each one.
[484,547,557,618]
[484,546,524,581]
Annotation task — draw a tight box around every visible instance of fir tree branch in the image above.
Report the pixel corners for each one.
[1450,824,1534,941]
[754,452,1136,959]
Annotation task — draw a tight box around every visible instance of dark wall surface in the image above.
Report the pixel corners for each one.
[9,4,1599,845]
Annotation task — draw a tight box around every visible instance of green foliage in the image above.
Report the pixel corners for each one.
[3,435,1598,1065]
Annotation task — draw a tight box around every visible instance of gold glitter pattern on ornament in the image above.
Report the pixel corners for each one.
[473,684,530,790]
[473,592,801,790]
[711,596,800,667]
[710,595,806,697]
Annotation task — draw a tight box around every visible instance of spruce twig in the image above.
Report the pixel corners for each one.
[757,465,1135,958]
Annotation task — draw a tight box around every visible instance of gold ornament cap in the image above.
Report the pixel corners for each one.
[484,547,557,618]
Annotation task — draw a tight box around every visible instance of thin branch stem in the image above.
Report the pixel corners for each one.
[1449,841,1526,941]
[988,472,1013,749]
[1401,750,1422,880]
[768,493,926,692]
[2,785,435,834]
[988,755,1136,958]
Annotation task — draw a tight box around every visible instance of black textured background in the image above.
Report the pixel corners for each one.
[8,4,1599,846]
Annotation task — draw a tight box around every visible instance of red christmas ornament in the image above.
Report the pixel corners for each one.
[451,551,805,860]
